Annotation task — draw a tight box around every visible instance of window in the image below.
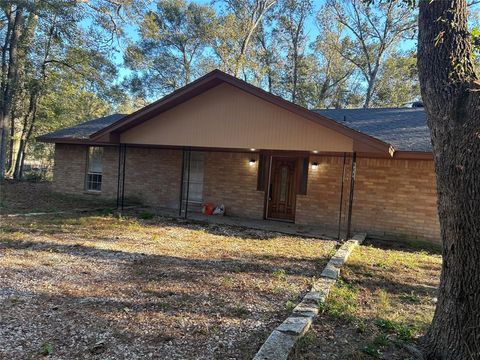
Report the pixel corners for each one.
[86,147,103,191]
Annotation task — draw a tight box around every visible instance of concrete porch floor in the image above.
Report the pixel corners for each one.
[138,207,341,241]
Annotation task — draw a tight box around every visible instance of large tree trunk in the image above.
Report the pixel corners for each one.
[417,1,480,359]
[0,6,24,181]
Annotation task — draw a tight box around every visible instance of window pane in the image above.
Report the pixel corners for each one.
[86,147,103,191]
[88,147,103,173]
[86,173,102,191]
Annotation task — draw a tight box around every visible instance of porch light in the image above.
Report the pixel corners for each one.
[249,159,257,166]
[311,161,319,170]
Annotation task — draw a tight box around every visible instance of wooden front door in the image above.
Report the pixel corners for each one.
[268,157,297,221]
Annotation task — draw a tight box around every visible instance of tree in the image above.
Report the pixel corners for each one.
[0,0,128,180]
[214,0,277,77]
[255,22,283,93]
[277,0,313,103]
[413,1,480,358]
[371,51,420,107]
[124,0,216,98]
[313,11,358,108]
[325,0,416,108]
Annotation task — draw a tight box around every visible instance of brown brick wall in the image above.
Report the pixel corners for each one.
[53,144,119,200]
[295,155,348,230]
[295,155,440,243]
[123,147,182,208]
[54,145,440,242]
[352,157,440,242]
[53,144,88,194]
[203,152,265,219]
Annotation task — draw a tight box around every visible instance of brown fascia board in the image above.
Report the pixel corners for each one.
[36,136,116,146]
[89,69,392,155]
[393,150,433,160]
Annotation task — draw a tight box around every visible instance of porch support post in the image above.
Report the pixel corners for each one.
[116,144,127,212]
[337,152,347,240]
[178,148,186,217]
[121,144,127,211]
[346,152,357,239]
[116,144,122,209]
[184,148,191,219]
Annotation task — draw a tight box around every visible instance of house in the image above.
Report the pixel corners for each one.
[38,70,439,243]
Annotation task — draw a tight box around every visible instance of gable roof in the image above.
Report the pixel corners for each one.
[88,70,392,154]
[38,70,432,157]
[38,113,126,143]
[314,108,431,152]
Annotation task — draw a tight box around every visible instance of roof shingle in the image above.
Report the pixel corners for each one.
[38,113,126,141]
[314,108,431,152]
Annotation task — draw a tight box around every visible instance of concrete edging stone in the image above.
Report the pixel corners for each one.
[253,233,367,360]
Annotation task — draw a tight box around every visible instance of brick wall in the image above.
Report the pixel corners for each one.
[53,144,88,194]
[203,152,265,219]
[296,155,349,231]
[123,147,182,208]
[53,144,118,200]
[53,144,182,208]
[352,157,440,242]
[296,155,440,243]
[54,145,440,243]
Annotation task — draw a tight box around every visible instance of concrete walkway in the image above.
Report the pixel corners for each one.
[141,207,340,240]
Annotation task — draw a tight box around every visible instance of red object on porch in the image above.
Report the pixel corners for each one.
[203,202,215,215]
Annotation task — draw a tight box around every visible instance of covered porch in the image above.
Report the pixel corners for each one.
[114,145,358,240]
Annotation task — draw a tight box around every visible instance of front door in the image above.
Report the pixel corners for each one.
[267,157,297,221]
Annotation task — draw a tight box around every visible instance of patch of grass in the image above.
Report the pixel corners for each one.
[291,241,441,359]
[291,332,316,357]
[231,304,250,318]
[285,300,296,312]
[399,291,421,304]
[40,342,54,356]
[319,279,359,320]
[139,211,155,220]
[375,319,415,342]
[375,289,391,313]
[273,268,287,280]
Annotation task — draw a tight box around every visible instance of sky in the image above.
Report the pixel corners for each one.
[111,0,417,84]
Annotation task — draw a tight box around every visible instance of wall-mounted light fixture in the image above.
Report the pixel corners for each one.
[312,150,318,154]
[249,159,257,166]
[311,161,319,170]
[250,148,256,152]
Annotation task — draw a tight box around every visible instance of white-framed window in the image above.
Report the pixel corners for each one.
[86,146,103,191]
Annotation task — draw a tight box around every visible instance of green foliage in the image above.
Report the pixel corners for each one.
[139,211,155,220]
[374,318,415,342]
[372,52,421,107]
[272,268,287,280]
[40,342,54,356]
[319,279,359,319]
[124,0,217,98]
[285,299,296,311]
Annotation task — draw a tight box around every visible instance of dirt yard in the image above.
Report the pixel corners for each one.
[0,212,336,359]
[290,238,442,359]
[0,181,116,215]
